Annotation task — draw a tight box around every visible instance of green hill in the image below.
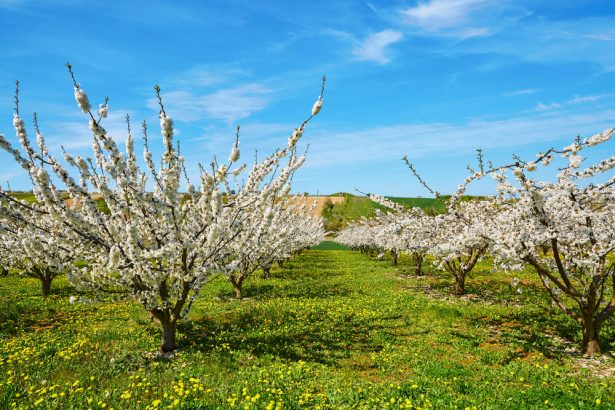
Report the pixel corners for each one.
[321,193,446,232]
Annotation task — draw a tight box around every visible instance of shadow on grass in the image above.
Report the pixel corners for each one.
[221,280,356,301]
[177,306,399,365]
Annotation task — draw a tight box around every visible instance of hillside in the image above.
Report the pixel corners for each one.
[320,193,446,232]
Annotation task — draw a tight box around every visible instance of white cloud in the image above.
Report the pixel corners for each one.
[166,66,249,88]
[44,110,134,150]
[570,94,599,104]
[352,30,403,64]
[398,0,529,41]
[148,84,271,123]
[536,102,561,111]
[401,0,490,31]
[448,17,615,69]
[536,92,615,111]
[504,88,536,97]
[302,108,615,169]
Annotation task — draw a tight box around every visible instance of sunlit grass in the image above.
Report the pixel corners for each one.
[0,250,612,408]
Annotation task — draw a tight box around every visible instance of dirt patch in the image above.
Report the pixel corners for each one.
[63,193,103,208]
[288,196,345,218]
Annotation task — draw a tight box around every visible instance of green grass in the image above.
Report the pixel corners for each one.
[0,250,613,409]
[387,197,446,213]
[311,241,350,250]
[9,192,37,202]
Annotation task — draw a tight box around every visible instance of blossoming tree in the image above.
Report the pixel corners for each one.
[368,194,435,274]
[0,66,325,352]
[457,130,615,354]
[0,196,72,296]
[225,197,324,298]
[428,200,494,295]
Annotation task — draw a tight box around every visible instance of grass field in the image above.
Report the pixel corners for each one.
[310,241,350,250]
[1,249,613,409]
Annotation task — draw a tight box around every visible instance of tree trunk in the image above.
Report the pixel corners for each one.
[160,319,177,353]
[453,273,465,296]
[581,313,601,355]
[413,254,424,276]
[391,251,398,267]
[41,277,52,297]
[277,260,284,268]
[231,277,243,299]
[262,266,271,279]
[0,267,8,277]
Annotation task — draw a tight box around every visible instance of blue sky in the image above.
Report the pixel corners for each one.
[1,0,614,196]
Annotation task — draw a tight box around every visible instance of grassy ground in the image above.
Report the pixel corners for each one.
[0,250,613,409]
[310,241,350,250]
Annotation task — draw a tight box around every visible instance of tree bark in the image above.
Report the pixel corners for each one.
[391,251,398,266]
[41,276,52,297]
[581,312,601,355]
[231,277,244,300]
[413,253,424,276]
[0,267,8,277]
[150,307,179,353]
[160,318,177,353]
[453,274,466,296]
[262,266,271,279]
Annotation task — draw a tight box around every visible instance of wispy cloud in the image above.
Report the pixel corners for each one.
[163,66,249,89]
[302,108,615,169]
[44,110,135,150]
[536,92,615,111]
[401,0,491,32]
[148,84,271,123]
[352,30,403,64]
[536,102,561,111]
[504,88,536,97]
[398,0,519,39]
[448,17,615,70]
